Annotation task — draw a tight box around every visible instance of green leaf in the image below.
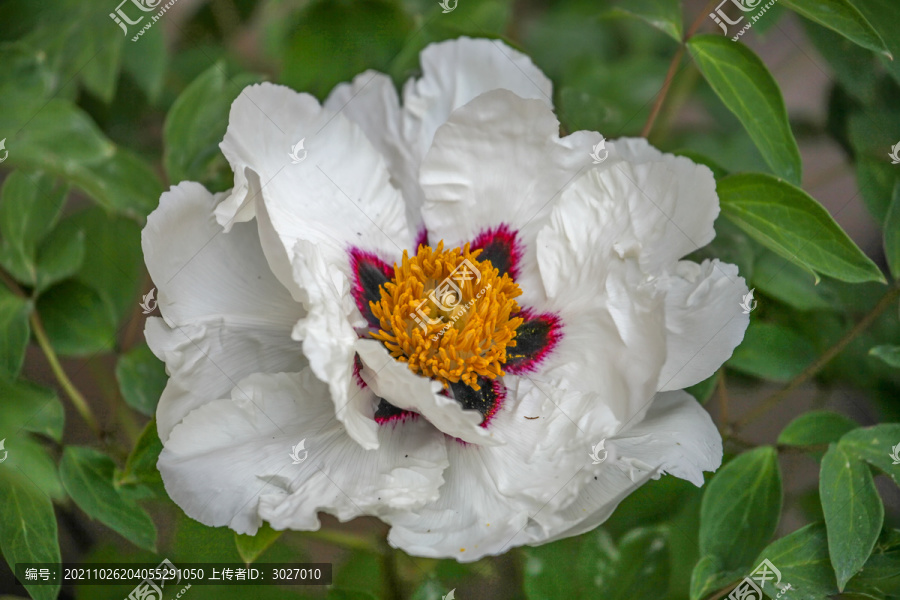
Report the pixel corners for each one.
[0,435,65,501]
[163,64,261,188]
[718,174,885,284]
[751,523,838,599]
[0,288,30,379]
[609,0,683,41]
[0,378,63,442]
[59,446,157,551]
[115,418,163,491]
[820,443,884,590]
[839,424,900,488]
[235,523,283,565]
[122,24,167,102]
[752,251,836,312]
[55,206,143,323]
[778,410,859,447]
[0,171,68,286]
[885,183,900,280]
[80,25,125,103]
[780,0,889,57]
[37,280,117,357]
[853,0,900,85]
[869,345,900,368]
[687,36,802,185]
[689,555,742,600]
[848,110,900,224]
[845,529,900,596]
[33,225,85,292]
[282,0,413,100]
[685,371,718,404]
[524,527,670,599]
[727,321,817,382]
[0,465,61,600]
[70,147,162,221]
[698,447,782,573]
[116,344,167,416]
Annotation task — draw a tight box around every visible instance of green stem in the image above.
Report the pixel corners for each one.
[734,282,900,430]
[30,310,104,439]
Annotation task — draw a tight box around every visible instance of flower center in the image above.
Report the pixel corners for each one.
[370,242,523,390]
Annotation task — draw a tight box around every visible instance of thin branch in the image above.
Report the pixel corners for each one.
[641,0,717,138]
[734,282,900,430]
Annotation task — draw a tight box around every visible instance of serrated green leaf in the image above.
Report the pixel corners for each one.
[839,424,900,488]
[885,183,900,279]
[163,63,262,188]
[778,410,859,447]
[718,174,885,284]
[820,443,883,590]
[752,523,838,599]
[0,378,63,442]
[687,36,801,184]
[0,464,61,600]
[235,523,283,565]
[0,288,30,379]
[727,321,817,382]
[116,344,166,416]
[37,280,117,357]
[59,446,157,551]
[869,345,900,368]
[699,447,782,575]
[609,0,683,41]
[781,0,889,57]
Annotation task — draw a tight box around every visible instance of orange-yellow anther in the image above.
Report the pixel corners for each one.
[370,242,523,390]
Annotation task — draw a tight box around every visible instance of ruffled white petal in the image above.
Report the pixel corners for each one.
[218,82,413,277]
[528,390,722,544]
[533,169,668,426]
[324,71,422,232]
[355,339,501,446]
[141,182,305,441]
[290,240,379,450]
[158,370,449,535]
[656,260,749,391]
[402,36,553,166]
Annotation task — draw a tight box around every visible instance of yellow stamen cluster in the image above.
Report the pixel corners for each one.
[370,243,523,390]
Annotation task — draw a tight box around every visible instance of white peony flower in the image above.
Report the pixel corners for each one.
[144,37,749,562]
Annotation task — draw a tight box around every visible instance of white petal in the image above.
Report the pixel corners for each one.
[534,174,668,426]
[402,36,553,166]
[354,339,501,446]
[219,82,413,276]
[290,240,379,450]
[657,260,750,391]
[613,390,722,487]
[385,378,605,561]
[141,181,305,441]
[419,88,596,243]
[530,390,721,544]
[158,370,449,535]
[325,71,422,232]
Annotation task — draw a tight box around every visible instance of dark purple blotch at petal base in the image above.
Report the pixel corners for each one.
[449,377,506,427]
[504,309,562,375]
[349,248,394,328]
[470,224,524,279]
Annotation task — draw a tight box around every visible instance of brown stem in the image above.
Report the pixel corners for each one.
[734,282,900,430]
[641,0,717,138]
